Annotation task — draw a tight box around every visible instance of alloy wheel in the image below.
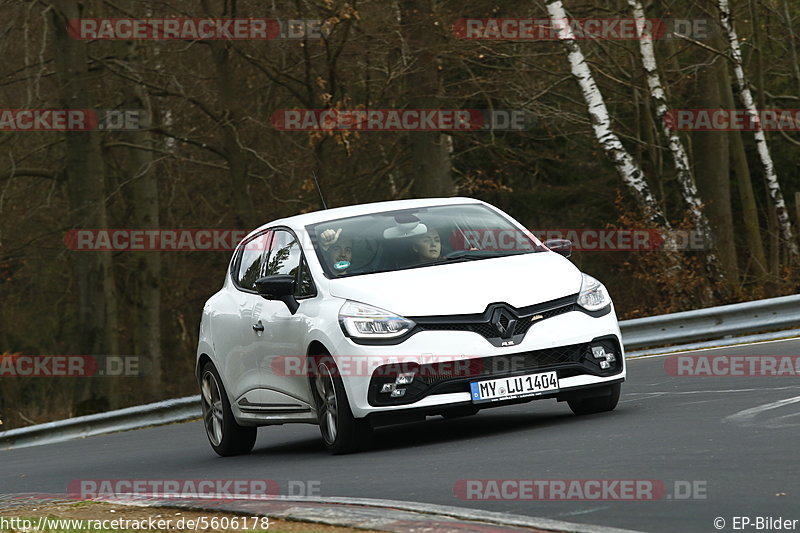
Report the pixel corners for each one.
[315,363,338,445]
[201,370,224,446]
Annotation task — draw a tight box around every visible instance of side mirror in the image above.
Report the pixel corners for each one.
[255,275,299,314]
[544,238,572,258]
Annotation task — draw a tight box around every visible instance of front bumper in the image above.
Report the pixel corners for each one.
[330,306,625,419]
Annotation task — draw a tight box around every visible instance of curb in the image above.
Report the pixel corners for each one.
[109,495,647,533]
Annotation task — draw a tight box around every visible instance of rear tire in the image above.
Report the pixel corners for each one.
[568,383,621,415]
[312,356,372,454]
[200,362,257,456]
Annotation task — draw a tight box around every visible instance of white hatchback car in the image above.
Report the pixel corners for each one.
[197,197,625,455]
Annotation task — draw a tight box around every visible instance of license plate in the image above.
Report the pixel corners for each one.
[470,371,559,403]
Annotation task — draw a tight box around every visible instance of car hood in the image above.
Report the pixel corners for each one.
[327,252,582,316]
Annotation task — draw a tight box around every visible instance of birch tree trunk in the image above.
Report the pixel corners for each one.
[718,0,799,259]
[629,0,722,284]
[546,0,669,230]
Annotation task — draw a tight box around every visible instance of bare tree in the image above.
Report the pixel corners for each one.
[546,0,669,229]
[115,39,163,402]
[718,61,770,281]
[399,0,454,197]
[629,0,722,284]
[718,0,799,259]
[50,0,119,357]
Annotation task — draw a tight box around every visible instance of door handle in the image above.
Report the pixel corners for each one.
[252,321,264,332]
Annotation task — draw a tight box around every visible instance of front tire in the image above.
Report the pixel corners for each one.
[568,383,621,415]
[200,362,257,456]
[313,356,372,454]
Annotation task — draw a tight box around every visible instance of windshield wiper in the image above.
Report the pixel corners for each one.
[442,250,536,262]
[442,251,506,261]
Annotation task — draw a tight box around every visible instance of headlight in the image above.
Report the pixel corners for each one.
[577,273,611,311]
[339,301,416,339]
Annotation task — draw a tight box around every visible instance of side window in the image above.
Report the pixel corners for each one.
[236,231,271,291]
[296,257,315,297]
[265,230,301,277]
[265,230,316,298]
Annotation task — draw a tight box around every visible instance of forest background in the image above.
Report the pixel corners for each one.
[1,0,798,429]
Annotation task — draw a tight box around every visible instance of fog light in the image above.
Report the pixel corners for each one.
[591,346,607,359]
[396,372,415,385]
[380,383,396,393]
[390,388,406,398]
[600,360,611,370]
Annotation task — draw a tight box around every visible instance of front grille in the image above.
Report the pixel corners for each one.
[471,322,497,338]
[413,297,578,346]
[513,304,577,336]
[418,323,472,332]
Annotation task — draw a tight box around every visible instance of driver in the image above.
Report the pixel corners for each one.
[320,228,353,275]
[412,228,441,262]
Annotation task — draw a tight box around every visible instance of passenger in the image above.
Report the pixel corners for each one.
[320,228,353,275]
[412,229,442,262]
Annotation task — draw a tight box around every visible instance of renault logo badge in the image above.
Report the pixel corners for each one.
[491,308,517,339]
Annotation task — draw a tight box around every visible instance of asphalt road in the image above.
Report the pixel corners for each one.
[2,339,799,533]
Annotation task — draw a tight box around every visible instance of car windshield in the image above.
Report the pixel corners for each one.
[307,203,542,278]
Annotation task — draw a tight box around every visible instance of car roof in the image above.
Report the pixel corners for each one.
[245,196,486,239]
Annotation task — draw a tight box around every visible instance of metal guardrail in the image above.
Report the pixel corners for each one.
[619,293,800,349]
[2,294,799,449]
[0,396,201,450]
